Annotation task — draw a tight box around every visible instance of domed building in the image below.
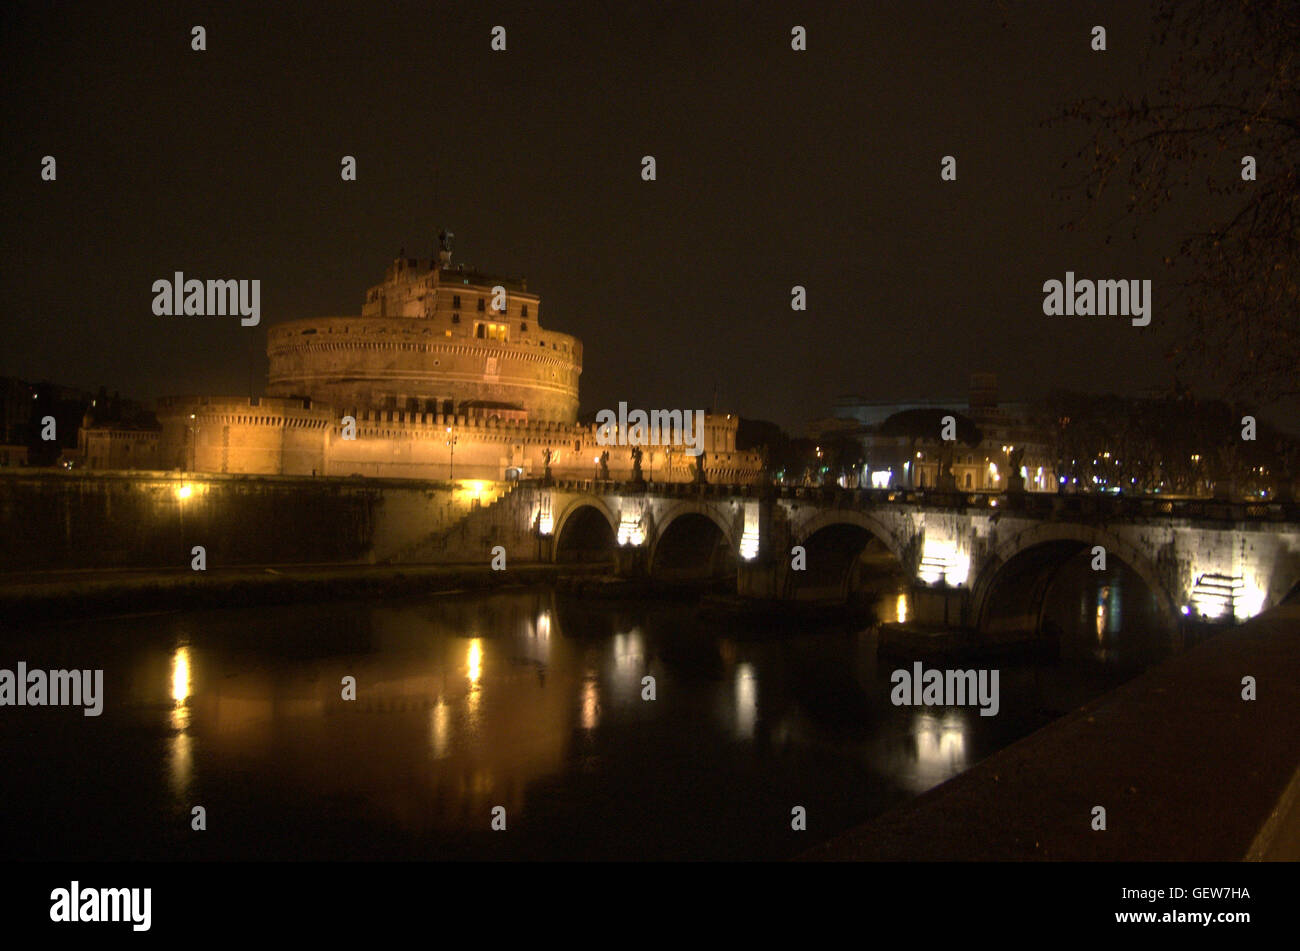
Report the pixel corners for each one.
[265,241,582,424]
[136,236,762,484]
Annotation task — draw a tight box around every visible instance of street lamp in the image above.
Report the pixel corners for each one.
[187,413,199,472]
[445,426,458,480]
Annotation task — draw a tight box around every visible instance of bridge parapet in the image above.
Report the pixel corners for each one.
[520,480,1300,624]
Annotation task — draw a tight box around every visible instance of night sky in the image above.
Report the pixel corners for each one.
[1,1,1252,430]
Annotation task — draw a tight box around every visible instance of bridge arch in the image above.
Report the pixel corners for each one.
[791,510,908,565]
[552,495,619,564]
[648,500,738,580]
[971,522,1177,636]
[786,511,909,603]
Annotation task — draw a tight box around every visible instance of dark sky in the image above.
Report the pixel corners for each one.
[0,1,1263,431]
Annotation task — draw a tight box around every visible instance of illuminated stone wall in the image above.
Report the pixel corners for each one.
[89,253,763,483]
[0,470,506,570]
[146,397,762,484]
[266,256,581,423]
[155,396,332,476]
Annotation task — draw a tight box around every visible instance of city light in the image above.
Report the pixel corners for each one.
[919,538,970,586]
[617,511,647,547]
[1187,573,1267,621]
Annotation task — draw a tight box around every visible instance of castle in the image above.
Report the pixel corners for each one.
[82,238,762,484]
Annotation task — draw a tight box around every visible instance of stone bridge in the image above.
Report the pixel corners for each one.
[463,480,1300,632]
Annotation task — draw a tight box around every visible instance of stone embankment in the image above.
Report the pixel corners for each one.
[803,600,1300,861]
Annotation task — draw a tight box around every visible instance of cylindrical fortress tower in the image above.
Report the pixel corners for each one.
[266,251,582,423]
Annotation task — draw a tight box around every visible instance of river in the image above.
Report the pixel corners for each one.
[0,575,1170,860]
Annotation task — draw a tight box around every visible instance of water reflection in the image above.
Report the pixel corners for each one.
[580,673,601,731]
[429,698,451,759]
[910,710,969,789]
[1048,562,1165,665]
[467,639,482,686]
[168,645,193,800]
[0,584,1171,860]
[734,662,758,739]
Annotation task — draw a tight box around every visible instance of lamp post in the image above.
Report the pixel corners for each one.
[187,413,199,472]
[445,426,458,480]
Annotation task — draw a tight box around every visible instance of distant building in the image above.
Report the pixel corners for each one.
[93,239,762,484]
[80,426,161,471]
[815,374,1060,492]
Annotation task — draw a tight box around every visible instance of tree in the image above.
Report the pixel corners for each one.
[878,409,982,488]
[1056,0,1299,401]
[822,434,866,487]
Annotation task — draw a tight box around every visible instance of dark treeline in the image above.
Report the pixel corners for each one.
[1047,390,1298,499]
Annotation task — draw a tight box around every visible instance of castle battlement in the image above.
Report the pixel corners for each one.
[266,250,581,424]
[102,238,761,484]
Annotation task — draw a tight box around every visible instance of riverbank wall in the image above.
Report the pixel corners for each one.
[0,470,514,571]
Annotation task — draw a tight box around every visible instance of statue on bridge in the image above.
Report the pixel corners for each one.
[693,450,708,485]
[630,445,645,485]
[598,450,610,481]
[938,446,957,491]
[1006,446,1026,494]
[542,447,554,484]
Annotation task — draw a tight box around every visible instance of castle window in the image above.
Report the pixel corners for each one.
[476,324,486,339]
[477,298,486,312]
[451,313,460,324]
[520,323,528,332]
[452,295,461,309]
[521,304,529,318]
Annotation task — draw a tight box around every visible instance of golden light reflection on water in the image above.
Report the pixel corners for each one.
[581,674,600,730]
[465,638,484,730]
[172,646,191,702]
[169,732,193,799]
[127,589,1068,847]
[430,699,451,760]
[168,645,194,798]
[467,639,482,686]
[895,593,910,624]
[170,646,191,731]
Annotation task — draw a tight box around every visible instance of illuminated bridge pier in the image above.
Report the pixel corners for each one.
[463,483,1300,634]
